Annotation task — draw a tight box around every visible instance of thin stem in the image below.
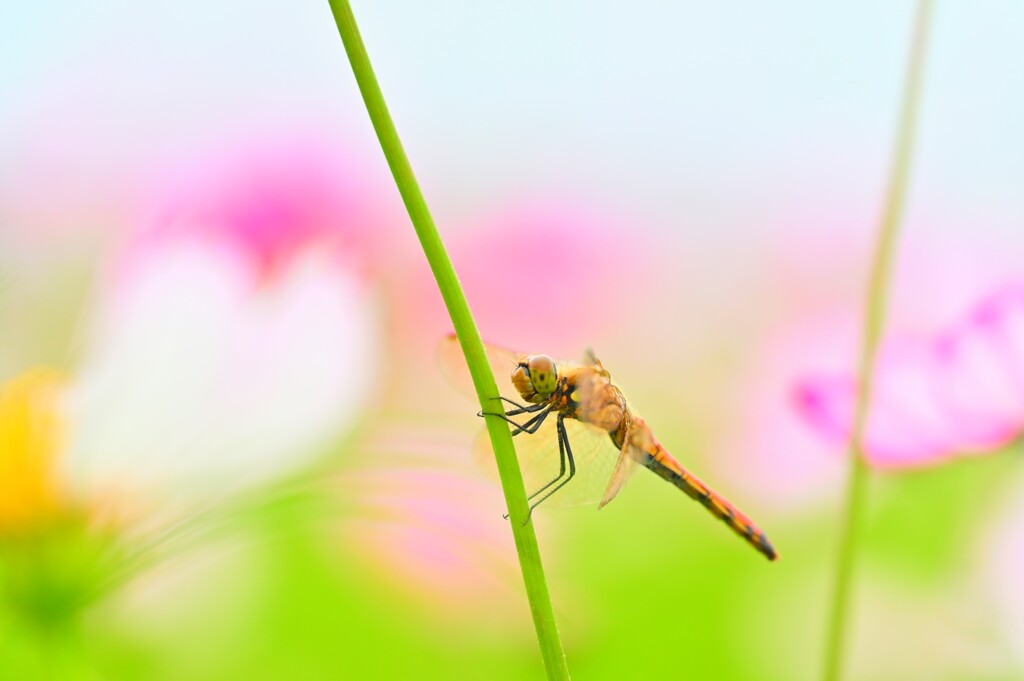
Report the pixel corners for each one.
[822,3,934,681]
[324,2,570,679]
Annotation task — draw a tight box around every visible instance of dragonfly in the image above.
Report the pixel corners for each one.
[441,336,778,561]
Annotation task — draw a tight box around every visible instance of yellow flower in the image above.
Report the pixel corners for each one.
[0,369,64,532]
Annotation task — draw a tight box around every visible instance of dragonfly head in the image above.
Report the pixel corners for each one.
[512,354,558,402]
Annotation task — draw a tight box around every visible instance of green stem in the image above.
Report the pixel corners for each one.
[325,2,570,678]
[822,3,934,681]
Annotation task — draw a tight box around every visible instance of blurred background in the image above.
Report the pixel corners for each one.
[2,2,1023,679]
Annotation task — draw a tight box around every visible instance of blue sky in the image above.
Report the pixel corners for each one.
[2,2,1022,243]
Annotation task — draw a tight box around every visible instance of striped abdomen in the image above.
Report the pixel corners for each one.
[640,437,778,561]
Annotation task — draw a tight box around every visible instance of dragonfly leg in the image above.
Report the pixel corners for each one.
[511,408,553,436]
[478,399,546,421]
[498,396,544,413]
[523,414,576,524]
[524,420,568,501]
[480,405,552,436]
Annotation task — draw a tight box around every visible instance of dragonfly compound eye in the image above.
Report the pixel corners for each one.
[526,355,558,396]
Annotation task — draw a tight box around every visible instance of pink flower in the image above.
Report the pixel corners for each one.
[396,203,649,355]
[66,139,382,498]
[795,283,1024,468]
[707,217,1024,508]
[334,463,524,621]
[454,205,644,348]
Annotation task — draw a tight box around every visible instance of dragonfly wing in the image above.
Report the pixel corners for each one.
[471,412,625,508]
[597,445,640,509]
[436,334,524,404]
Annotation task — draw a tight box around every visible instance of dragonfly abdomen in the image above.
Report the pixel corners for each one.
[639,437,778,561]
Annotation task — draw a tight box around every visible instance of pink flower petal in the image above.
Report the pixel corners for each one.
[126,137,395,286]
[932,287,1024,450]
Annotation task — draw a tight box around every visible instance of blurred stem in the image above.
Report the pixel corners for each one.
[325,2,570,679]
[822,3,934,681]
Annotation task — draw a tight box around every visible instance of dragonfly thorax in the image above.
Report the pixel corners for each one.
[511,354,559,403]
